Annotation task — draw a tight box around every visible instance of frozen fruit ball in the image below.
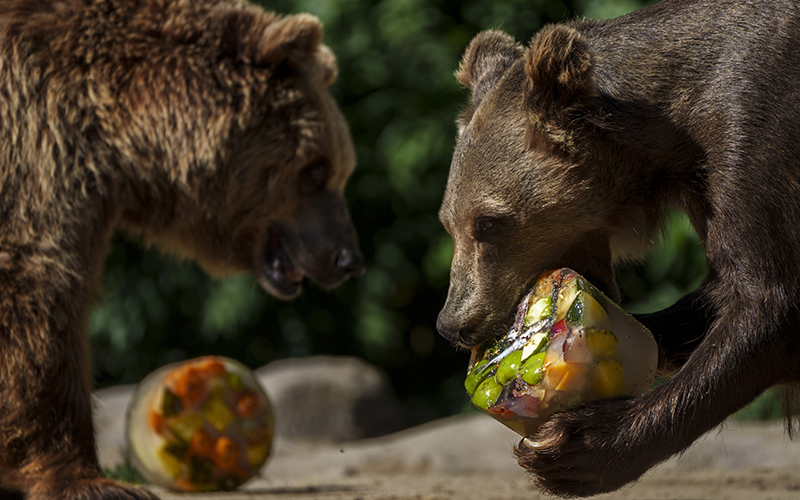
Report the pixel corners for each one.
[464,269,658,436]
[125,356,274,492]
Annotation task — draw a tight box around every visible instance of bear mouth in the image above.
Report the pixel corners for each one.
[259,225,304,298]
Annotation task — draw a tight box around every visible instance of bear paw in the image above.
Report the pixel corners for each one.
[514,397,655,497]
[29,477,159,500]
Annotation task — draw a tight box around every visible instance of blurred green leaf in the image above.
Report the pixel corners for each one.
[736,387,784,421]
[576,0,660,19]
[103,462,148,485]
[201,275,264,342]
[617,211,707,314]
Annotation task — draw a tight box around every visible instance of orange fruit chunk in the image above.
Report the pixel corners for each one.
[235,391,261,418]
[544,358,589,392]
[189,429,214,458]
[175,368,206,408]
[213,436,240,471]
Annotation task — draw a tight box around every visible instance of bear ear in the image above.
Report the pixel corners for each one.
[253,13,323,66]
[312,44,339,87]
[456,31,523,111]
[523,25,598,153]
[223,10,326,71]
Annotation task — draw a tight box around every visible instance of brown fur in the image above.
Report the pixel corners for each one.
[0,0,362,498]
[438,0,800,497]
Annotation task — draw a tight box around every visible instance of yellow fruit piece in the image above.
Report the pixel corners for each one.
[586,329,618,359]
[202,396,234,432]
[542,353,564,388]
[544,358,588,392]
[227,372,243,392]
[168,413,205,443]
[581,294,611,329]
[555,363,589,392]
[156,446,185,478]
[245,443,271,467]
[593,359,625,398]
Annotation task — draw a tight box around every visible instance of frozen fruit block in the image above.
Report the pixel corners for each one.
[126,356,274,492]
[464,268,658,436]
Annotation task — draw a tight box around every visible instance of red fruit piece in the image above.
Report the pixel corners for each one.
[551,319,568,337]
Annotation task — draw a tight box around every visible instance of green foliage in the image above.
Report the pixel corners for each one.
[736,387,784,421]
[89,0,778,425]
[104,462,148,485]
[616,211,707,314]
[576,0,659,19]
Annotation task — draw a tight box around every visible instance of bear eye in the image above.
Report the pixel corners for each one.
[474,216,499,239]
[299,159,330,195]
[473,214,514,241]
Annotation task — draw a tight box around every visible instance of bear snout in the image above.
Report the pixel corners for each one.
[329,246,365,281]
[436,310,464,345]
[436,308,488,347]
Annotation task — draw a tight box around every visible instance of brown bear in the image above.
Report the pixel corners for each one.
[0,0,363,498]
[437,0,800,497]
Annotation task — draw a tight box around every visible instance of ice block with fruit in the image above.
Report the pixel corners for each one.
[465,268,658,436]
[125,356,274,492]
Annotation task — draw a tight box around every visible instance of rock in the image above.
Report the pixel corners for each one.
[256,355,407,442]
[94,384,137,468]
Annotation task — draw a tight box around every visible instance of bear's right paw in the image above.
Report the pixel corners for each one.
[514,397,659,497]
[29,478,160,500]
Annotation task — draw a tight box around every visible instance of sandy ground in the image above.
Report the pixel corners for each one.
[96,386,800,500]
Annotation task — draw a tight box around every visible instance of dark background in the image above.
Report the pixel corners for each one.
[89,0,780,426]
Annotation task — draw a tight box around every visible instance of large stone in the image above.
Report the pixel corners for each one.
[94,384,137,469]
[256,355,406,442]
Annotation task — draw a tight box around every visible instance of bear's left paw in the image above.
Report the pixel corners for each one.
[514,397,654,498]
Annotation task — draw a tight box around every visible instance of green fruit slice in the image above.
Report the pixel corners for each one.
[471,378,502,410]
[496,350,523,385]
[520,352,546,385]
[464,359,493,396]
[525,297,552,326]
[521,332,548,361]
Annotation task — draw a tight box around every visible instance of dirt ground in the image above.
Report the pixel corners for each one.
[97,394,800,500]
[154,469,800,500]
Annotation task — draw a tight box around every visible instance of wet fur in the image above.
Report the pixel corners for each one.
[0,0,361,498]
[439,0,800,496]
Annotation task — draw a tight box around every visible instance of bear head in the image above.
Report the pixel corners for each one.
[437,26,664,346]
[105,1,364,300]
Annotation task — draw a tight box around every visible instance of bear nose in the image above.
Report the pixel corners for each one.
[436,310,463,344]
[332,247,364,278]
